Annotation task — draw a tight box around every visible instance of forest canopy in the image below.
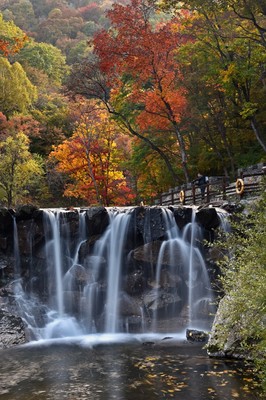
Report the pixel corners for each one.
[0,0,265,207]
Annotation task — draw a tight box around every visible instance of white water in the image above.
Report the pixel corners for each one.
[105,211,131,332]
[152,207,213,331]
[12,206,216,341]
[12,216,21,278]
[43,210,64,317]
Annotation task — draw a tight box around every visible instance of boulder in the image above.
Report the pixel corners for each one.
[0,208,14,235]
[196,207,220,230]
[85,207,109,235]
[125,270,146,295]
[186,329,208,342]
[172,206,193,229]
[206,296,248,358]
[133,207,167,243]
[143,289,182,315]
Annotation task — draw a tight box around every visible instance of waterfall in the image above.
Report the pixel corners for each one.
[182,209,213,328]
[104,211,131,333]
[12,216,21,279]
[151,207,213,331]
[7,206,217,341]
[43,210,64,316]
[217,209,231,233]
[187,209,197,325]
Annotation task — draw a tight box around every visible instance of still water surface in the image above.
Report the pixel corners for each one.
[0,335,261,400]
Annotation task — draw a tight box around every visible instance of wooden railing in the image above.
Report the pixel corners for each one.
[154,163,266,206]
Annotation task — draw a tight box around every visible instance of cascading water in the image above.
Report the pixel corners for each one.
[10,206,218,341]
[43,210,64,316]
[12,216,21,279]
[152,208,213,331]
[105,211,131,332]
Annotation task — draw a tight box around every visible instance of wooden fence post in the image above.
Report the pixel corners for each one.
[206,183,210,203]
[192,185,196,204]
[222,177,226,200]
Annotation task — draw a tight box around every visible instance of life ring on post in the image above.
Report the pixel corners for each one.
[179,190,185,203]
[236,178,244,195]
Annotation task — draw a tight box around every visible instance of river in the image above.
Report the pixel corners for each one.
[0,335,261,399]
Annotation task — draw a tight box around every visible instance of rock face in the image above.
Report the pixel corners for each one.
[206,296,249,359]
[0,310,26,349]
[0,204,226,347]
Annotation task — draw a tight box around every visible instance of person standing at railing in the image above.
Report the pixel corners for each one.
[193,173,209,200]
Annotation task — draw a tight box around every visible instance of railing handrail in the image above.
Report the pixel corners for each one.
[154,164,266,206]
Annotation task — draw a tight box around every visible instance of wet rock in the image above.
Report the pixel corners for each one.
[132,241,162,265]
[0,309,26,349]
[78,236,101,261]
[82,255,106,271]
[15,204,39,219]
[133,207,166,242]
[0,209,14,252]
[196,207,220,230]
[144,289,182,315]
[68,264,90,283]
[206,296,248,359]
[186,329,208,342]
[63,291,83,315]
[85,207,109,235]
[16,218,45,256]
[159,269,183,289]
[119,293,142,317]
[125,270,145,295]
[172,206,193,229]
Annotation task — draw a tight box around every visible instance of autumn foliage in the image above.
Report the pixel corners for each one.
[0,15,28,56]
[50,106,135,206]
[93,0,191,181]
[0,0,265,207]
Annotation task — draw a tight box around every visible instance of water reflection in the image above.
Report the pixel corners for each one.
[0,338,260,400]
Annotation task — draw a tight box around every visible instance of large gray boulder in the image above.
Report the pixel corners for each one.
[206,296,249,359]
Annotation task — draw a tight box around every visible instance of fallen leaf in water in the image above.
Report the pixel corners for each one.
[147,374,157,379]
[243,378,253,382]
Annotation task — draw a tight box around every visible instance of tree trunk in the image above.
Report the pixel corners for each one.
[111,110,180,183]
[250,116,266,152]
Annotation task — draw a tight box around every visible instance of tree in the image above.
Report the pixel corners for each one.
[93,0,191,182]
[176,31,264,177]
[3,0,37,32]
[49,106,135,206]
[0,57,37,118]
[160,0,266,154]
[36,11,84,46]
[0,132,44,207]
[0,113,40,142]
[15,41,68,85]
[0,13,28,57]
[68,0,191,183]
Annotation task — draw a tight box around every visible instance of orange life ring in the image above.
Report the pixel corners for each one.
[236,178,244,195]
[179,190,185,203]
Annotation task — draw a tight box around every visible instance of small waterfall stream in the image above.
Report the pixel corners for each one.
[12,216,21,279]
[104,211,131,333]
[44,210,64,317]
[10,206,219,341]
